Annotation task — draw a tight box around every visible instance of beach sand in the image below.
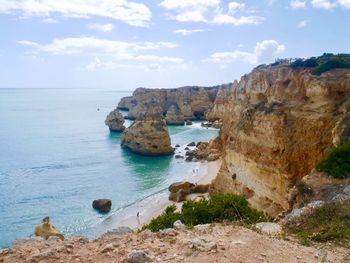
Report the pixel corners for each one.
[107,160,221,231]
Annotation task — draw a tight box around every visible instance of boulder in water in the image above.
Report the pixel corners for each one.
[92,199,112,213]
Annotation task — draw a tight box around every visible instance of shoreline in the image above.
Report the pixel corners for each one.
[98,160,221,232]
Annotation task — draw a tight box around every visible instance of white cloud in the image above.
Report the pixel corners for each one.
[158,0,264,26]
[174,29,208,36]
[311,0,337,9]
[18,37,177,57]
[290,0,307,9]
[205,40,286,65]
[297,20,308,27]
[228,2,246,13]
[42,18,58,23]
[338,0,350,8]
[88,23,114,32]
[212,14,264,26]
[0,0,152,27]
[18,37,185,71]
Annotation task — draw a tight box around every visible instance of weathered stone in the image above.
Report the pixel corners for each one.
[127,250,153,263]
[173,220,186,231]
[343,185,350,195]
[210,64,350,216]
[175,155,184,159]
[191,184,210,194]
[121,99,174,156]
[105,109,125,132]
[34,217,64,241]
[169,182,195,193]
[185,120,193,125]
[117,96,134,110]
[191,237,217,252]
[92,199,112,213]
[255,222,282,236]
[165,104,185,125]
[187,142,196,147]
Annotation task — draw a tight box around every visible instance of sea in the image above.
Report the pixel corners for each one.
[0,88,218,248]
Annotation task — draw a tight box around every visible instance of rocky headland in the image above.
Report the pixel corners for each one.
[117,84,233,122]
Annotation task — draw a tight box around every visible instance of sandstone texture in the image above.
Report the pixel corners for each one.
[34,217,64,241]
[2,224,348,263]
[117,96,134,110]
[121,85,232,122]
[210,65,350,216]
[105,109,125,132]
[121,100,174,156]
[165,104,185,125]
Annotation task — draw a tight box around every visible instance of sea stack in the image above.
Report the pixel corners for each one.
[105,109,125,132]
[165,104,185,125]
[121,98,174,156]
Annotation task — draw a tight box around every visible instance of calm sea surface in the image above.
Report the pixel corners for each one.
[0,88,218,248]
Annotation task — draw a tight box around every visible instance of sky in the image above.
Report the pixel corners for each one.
[0,0,349,89]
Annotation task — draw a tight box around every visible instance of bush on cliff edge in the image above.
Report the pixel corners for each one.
[316,141,350,179]
[141,194,270,232]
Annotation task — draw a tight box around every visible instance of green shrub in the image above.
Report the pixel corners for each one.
[312,58,350,75]
[316,141,350,178]
[284,201,350,246]
[141,194,270,232]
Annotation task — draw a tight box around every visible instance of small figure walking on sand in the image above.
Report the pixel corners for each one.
[137,212,140,225]
[193,169,195,174]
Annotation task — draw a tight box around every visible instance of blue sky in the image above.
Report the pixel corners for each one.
[0,0,349,89]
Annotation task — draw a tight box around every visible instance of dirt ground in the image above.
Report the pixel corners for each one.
[1,223,349,263]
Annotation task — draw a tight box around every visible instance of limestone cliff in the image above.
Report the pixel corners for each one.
[206,82,236,122]
[122,85,231,121]
[121,99,174,156]
[210,65,350,216]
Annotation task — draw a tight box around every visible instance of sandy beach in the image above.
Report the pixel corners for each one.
[103,160,221,231]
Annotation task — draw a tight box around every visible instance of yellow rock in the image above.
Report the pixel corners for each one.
[34,217,64,241]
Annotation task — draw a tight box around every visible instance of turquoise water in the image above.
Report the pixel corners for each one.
[0,88,218,248]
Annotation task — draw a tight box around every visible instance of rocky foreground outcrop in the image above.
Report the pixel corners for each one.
[119,84,233,122]
[2,224,348,263]
[121,100,174,156]
[105,109,125,132]
[209,64,350,216]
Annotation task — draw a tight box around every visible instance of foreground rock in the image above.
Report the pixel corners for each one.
[105,109,125,132]
[3,224,348,263]
[255,222,282,236]
[121,100,174,156]
[34,217,64,241]
[185,138,222,162]
[168,181,210,202]
[92,199,112,213]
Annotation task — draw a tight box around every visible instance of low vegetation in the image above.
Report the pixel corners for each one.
[316,141,350,179]
[141,193,271,232]
[273,53,350,75]
[284,201,350,247]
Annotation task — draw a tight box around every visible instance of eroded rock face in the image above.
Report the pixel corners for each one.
[210,65,350,216]
[34,217,64,241]
[122,85,231,121]
[121,100,174,156]
[206,82,236,122]
[165,104,185,125]
[105,109,125,132]
[117,96,134,110]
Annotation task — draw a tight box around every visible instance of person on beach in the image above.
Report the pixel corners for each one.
[137,212,140,225]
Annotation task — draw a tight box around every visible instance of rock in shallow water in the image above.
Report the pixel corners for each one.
[121,99,174,156]
[92,199,112,213]
[105,109,125,132]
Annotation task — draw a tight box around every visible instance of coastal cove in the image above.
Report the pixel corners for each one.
[0,88,218,248]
